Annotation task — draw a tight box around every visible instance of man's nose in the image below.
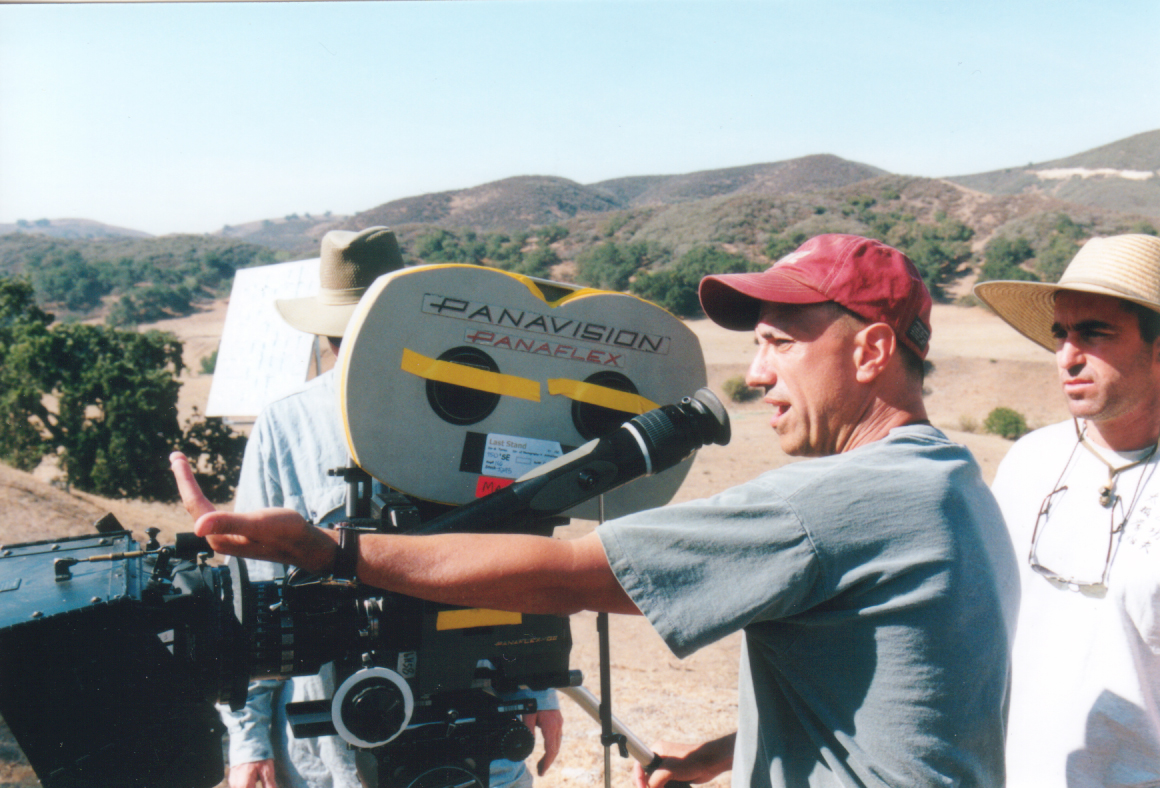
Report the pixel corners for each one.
[1057,338,1084,372]
[745,353,773,389]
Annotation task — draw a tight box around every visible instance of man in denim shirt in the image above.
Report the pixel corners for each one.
[224,226,561,788]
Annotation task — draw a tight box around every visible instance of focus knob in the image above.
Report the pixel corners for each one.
[332,667,414,747]
[496,720,535,762]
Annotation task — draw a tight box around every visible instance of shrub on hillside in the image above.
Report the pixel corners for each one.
[630,246,755,317]
[978,236,1038,283]
[575,241,667,291]
[984,407,1029,440]
[200,349,218,375]
[722,376,761,403]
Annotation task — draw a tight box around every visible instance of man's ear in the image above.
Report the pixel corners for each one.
[853,323,896,383]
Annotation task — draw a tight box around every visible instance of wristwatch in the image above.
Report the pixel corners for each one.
[332,523,360,582]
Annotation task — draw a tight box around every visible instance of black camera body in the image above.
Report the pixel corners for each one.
[0,519,574,788]
[0,267,731,788]
[0,386,729,788]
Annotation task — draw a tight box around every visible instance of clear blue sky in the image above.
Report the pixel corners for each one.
[2,0,1157,236]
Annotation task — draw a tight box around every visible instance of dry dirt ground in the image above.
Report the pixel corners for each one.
[0,300,1069,788]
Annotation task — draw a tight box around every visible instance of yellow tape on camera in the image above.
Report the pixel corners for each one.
[401,348,540,402]
[547,379,657,414]
[436,608,523,631]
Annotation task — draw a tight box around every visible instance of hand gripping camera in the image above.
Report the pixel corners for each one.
[0,265,730,788]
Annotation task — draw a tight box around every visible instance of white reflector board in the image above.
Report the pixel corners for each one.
[205,258,320,419]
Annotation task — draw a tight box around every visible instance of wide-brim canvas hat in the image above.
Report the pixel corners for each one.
[973,234,1160,351]
[699,233,933,358]
[276,226,403,337]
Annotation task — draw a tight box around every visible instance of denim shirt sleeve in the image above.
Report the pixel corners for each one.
[221,391,321,766]
[218,680,281,765]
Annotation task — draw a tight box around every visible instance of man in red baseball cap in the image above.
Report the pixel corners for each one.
[172,234,1017,788]
[698,233,934,456]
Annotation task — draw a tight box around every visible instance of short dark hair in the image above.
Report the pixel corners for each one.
[1119,300,1160,344]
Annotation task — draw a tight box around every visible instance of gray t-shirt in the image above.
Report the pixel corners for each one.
[599,425,1019,788]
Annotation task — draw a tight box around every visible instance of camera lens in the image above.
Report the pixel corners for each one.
[625,388,730,476]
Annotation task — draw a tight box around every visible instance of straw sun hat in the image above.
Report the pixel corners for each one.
[973,234,1160,351]
[276,226,403,338]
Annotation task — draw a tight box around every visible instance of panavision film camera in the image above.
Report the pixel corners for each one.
[0,266,730,788]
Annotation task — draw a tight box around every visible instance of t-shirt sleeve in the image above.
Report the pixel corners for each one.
[598,480,819,659]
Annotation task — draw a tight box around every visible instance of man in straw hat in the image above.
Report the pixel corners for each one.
[217,226,562,788]
[974,233,1160,788]
[174,233,1017,787]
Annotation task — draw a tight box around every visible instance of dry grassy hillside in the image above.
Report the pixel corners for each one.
[0,299,1066,788]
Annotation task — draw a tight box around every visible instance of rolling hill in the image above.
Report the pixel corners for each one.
[948,129,1160,217]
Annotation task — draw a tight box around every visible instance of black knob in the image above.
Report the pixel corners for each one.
[496,721,535,762]
[341,677,408,744]
[576,468,600,490]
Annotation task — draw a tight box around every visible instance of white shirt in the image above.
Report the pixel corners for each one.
[992,420,1160,788]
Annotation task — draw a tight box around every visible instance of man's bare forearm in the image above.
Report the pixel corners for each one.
[355,530,640,616]
[173,451,638,617]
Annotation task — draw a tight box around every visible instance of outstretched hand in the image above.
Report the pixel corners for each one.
[169,452,338,573]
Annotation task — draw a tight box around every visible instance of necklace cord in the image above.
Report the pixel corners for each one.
[1073,418,1160,509]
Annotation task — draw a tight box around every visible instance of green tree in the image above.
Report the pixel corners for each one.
[538,224,569,244]
[978,236,1037,283]
[630,246,753,317]
[105,284,195,327]
[722,375,761,403]
[576,241,669,291]
[515,245,560,278]
[0,275,246,500]
[0,277,54,470]
[764,233,806,261]
[200,348,219,375]
[178,408,248,503]
[1036,234,1082,283]
[886,216,974,298]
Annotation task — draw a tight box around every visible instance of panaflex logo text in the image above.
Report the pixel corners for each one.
[463,329,627,368]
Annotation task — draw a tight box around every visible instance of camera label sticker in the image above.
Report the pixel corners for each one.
[480,433,564,479]
[397,651,417,678]
[476,476,514,498]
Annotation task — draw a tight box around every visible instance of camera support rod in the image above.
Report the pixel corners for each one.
[559,686,692,788]
[595,495,626,788]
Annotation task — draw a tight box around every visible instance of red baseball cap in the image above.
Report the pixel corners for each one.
[698,234,933,358]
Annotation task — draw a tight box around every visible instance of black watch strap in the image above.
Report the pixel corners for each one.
[332,524,360,581]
